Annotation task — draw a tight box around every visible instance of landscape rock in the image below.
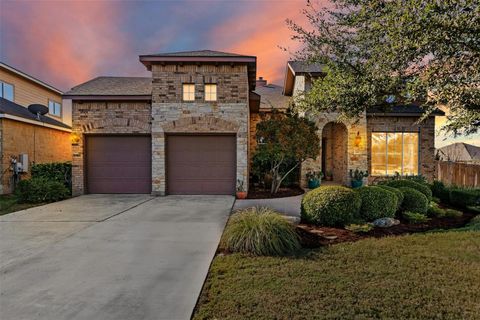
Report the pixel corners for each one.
[373,217,400,228]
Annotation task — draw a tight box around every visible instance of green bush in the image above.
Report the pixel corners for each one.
[356,186,397,220]
[465,216,480,231]
[427,202,446,218]
[403,211,430,224]
[449,188,480,208]
[444,208,463,218]
[16,178,70,203]
[220,207,300,256]
[386,179,432,201]
[398,187,429,214]
[301,186,361,227]
[31,162,72,193]
[431,181,450,203]
[376,185,404,210]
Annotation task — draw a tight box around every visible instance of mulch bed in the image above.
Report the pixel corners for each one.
[298,211,477,248]
[247,186,304,199]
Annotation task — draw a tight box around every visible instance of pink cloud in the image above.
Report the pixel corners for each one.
[1,1,129,90]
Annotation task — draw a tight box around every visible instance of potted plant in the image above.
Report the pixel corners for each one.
[325,170,333,181]
[236,179,247,199]
[349,169,368,188]
[306,171,323,189]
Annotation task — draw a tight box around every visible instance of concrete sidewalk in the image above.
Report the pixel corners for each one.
[0,195,234,320]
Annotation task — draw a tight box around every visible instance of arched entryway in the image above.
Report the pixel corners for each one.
[321,122,348,184]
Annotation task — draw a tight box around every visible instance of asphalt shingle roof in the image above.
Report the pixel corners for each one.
[288,61,325,74]
[0,97,71,129]
[142,50,253,58]
[254,84,290,110]
[367,104,445,116]
[64,77,152,96]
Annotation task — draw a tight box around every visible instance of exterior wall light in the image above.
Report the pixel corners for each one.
[354,131,362,148]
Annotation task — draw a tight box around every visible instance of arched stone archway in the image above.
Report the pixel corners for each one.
[322,122,348,184]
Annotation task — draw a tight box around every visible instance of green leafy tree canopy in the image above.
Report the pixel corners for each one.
[288,0,480,135]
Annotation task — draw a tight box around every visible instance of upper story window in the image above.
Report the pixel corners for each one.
[183,83,195,101]
[48,100,62,117]
[204,84,217,101]
[371,132,419,176]
[0,81,14,102]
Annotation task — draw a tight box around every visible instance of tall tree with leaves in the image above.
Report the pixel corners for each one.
[254,113,320,194]
[288,0,480,135]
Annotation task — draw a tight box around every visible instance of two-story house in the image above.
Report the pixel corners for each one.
[0,62,72,194]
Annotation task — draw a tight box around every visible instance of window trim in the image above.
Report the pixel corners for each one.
[0,81,15,102]
[48,99,62,118]
[370,130,420,177]
[182,83,195,102]
[204,83,217,102]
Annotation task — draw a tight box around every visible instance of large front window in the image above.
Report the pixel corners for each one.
[371,132,419,176]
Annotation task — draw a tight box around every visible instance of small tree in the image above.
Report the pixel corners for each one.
[254,113,320,194]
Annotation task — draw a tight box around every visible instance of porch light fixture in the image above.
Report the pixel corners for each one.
[70,132,81,144]
[354,131,362,148]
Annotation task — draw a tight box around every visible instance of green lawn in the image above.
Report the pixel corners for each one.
[0,195,41,215]
[194,231,480,320]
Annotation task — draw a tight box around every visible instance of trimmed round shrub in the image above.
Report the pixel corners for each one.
[356,186,397,220]
[397,187,429,214]
[386,180,432,201]
[16,178,70,203]
[220,207,300,256]
[376,185,404,211]
[301,186,361,227]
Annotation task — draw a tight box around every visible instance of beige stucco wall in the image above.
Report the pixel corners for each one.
[150,64,249,195]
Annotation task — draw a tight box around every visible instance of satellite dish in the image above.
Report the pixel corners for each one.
[28,104,49,116]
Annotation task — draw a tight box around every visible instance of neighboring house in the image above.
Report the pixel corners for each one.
[0,62,72,194]
[437,142,480,163]
[64,51,444,196]
[283,61,445,186]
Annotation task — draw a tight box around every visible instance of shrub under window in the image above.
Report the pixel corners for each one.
[397,187,429,214]
[386,179,432,201]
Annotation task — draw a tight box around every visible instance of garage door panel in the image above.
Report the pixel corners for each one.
[86,136,151,194]
[167,135,236,195]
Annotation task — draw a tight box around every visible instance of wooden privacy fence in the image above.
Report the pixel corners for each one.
[437,161,480,188]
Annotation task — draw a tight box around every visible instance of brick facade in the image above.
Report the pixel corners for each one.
[300,112,368,187]
[71,101,151,195]
[150,64,249,195]
[0,119,71,194]
[366,115,437,182]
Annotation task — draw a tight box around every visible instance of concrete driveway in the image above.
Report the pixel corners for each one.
[0,194,234,320]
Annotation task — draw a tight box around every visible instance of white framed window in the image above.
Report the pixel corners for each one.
[204,84,217,101]
[371,132,419,176]
[0,81,14,102]
[48,100,62,117]
[182,83,195,101]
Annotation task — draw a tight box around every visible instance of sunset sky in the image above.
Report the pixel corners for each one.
[0,0,477,147]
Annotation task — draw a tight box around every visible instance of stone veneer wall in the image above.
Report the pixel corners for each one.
[71,101,151,195]
[151,64,249,195]
[366,116,437,182]
[300,112,368,187]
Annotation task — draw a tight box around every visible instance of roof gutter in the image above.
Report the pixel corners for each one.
[0,113,72,132]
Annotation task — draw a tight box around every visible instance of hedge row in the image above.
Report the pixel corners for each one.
[431,181,480,208]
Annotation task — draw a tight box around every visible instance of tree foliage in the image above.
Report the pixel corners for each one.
[254,113,320,194]
[288,0,480,135]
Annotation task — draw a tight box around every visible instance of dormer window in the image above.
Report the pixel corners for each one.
[183,84,195,101]
[204,84,217,101]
